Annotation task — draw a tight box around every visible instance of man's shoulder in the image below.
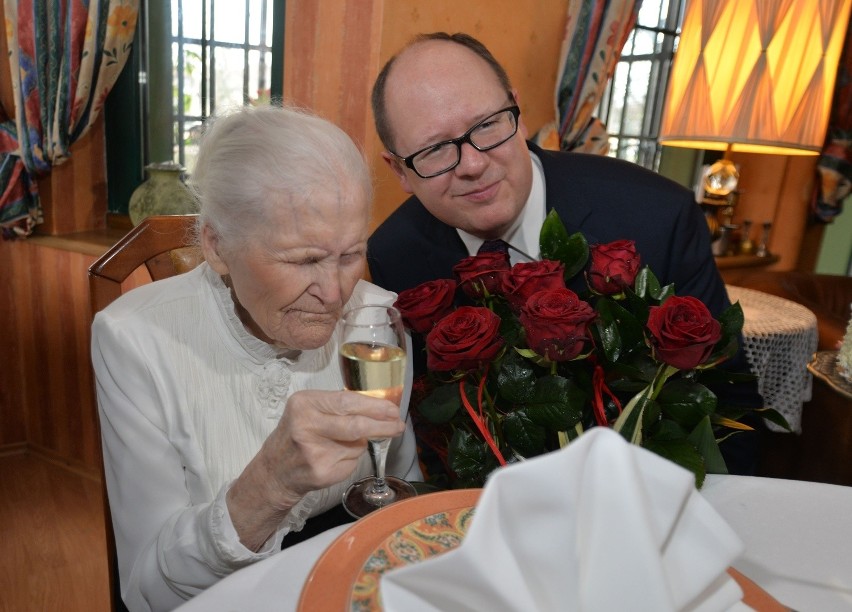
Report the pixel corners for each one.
[535,144,689,193]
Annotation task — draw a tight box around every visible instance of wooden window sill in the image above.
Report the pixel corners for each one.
[28,227,127,258]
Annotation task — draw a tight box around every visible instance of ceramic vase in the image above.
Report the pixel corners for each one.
[129,161,198,225]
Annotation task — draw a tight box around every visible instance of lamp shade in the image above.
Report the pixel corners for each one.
[659,0,852,155]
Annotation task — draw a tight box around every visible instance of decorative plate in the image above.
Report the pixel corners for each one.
[297,489,482,612]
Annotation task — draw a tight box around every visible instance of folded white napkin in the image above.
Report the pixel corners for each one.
[381,428,750,612]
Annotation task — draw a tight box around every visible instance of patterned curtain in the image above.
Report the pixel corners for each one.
[535,0,640,154]
[813,21,852,224]
[0,0,138,238]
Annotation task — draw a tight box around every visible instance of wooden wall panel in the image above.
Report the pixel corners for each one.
[284,0,382,149]
[0,241,31,448]
[37,117,109,236]
[0,242,101,471]
[0,234,153,471]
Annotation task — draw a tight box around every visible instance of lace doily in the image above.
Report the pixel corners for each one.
[726,285,819,433]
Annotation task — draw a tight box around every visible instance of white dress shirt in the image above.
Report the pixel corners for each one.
[91,263,421,611]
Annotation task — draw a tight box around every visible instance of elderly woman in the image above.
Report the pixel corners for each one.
[91,105,421,611]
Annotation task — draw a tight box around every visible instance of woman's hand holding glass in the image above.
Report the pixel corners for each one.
[226,389,405,549]
[339,304,417,517]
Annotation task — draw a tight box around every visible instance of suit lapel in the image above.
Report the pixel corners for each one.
[529,141,601,245]
[419,205,469,279]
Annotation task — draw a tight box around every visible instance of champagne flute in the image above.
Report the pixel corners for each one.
[339,304,416,518]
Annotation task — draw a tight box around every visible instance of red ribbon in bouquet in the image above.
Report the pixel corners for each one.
[459,368,507,466]
[592,363,623,426]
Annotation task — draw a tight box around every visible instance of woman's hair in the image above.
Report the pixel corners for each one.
[191,104,372,252]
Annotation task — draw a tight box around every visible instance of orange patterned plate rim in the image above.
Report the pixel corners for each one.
[297,488,482,612]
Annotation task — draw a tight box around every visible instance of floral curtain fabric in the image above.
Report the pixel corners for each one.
[0,0,138,238]
[535,0,640,154]
[813,22,852,224]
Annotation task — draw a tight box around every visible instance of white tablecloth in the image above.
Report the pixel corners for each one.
[726,285,819,433]
[177,476,852,612]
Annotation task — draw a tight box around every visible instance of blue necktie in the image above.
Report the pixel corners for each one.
[478,239,510,255]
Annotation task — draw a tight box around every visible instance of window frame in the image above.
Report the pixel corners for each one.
[597,0,686,171]
[105,0,284,217]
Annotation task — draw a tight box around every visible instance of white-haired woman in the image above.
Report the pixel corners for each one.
[91,105,421,611]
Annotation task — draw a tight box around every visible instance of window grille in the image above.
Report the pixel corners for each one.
[170,0,275,170]
[597,0,686,170]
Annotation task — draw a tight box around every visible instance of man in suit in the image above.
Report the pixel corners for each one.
[367,32,762,473]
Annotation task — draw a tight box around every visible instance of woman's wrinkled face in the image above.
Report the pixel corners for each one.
[204,184,369,350]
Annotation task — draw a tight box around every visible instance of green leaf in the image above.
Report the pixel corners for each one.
[524,375,586,430]
[633,267,663,300]
[623,286,651,325]
[417,384,467,424]
[503,410,547,457]
[595,297,646,363]
[656,380,717,429]
[694,368,757,385]
[642,400,661,428]
[539,210,589,280]
[644,433,706,488]
[614,389,657,444]
[497,350,537,402]
[493,299,523,345]
[707,302,744,363]
[753,407,791,431]
[657,283,676,302]
[448,429,492,484]
[594,298,622,362]
[718,301,745,335]
[688,416,727,476]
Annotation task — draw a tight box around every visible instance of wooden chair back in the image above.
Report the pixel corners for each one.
[87,214,203,611]
[89,214,204,312]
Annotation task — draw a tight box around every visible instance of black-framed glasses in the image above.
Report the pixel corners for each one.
[389,105,521,178]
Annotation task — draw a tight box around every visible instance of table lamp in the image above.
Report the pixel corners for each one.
[658,0,852,250]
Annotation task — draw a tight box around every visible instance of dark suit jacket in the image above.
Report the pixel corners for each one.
[368,141,763,474]
[369,141,730,318]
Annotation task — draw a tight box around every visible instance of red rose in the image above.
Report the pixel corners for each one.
[453,252,511,299]
[426,306,504,371]
[587,240,641,295]
[502,260,565,310]
[394,279,457,334]
[520,288,597,361]
[646,295,722,370]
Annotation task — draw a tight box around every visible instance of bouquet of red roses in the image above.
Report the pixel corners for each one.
[395,211,786,488]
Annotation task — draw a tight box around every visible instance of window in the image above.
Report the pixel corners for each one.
[105,0,284,216]
[597,0,686,170]
[170,0,278,170]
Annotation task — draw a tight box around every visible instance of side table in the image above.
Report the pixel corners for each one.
[725,285,819,433]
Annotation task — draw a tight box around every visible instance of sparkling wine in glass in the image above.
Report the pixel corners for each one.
[339,304,416,518]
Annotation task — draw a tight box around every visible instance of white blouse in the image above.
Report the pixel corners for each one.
[91,263,421,611]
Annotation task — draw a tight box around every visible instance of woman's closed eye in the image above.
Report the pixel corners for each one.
[340,250,365,264]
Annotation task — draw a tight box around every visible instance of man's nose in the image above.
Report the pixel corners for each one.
[454,141,489,176]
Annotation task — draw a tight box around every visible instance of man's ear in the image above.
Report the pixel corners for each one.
[381,151,414,194]
[201,223,230,276]
[511,88,529,139]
